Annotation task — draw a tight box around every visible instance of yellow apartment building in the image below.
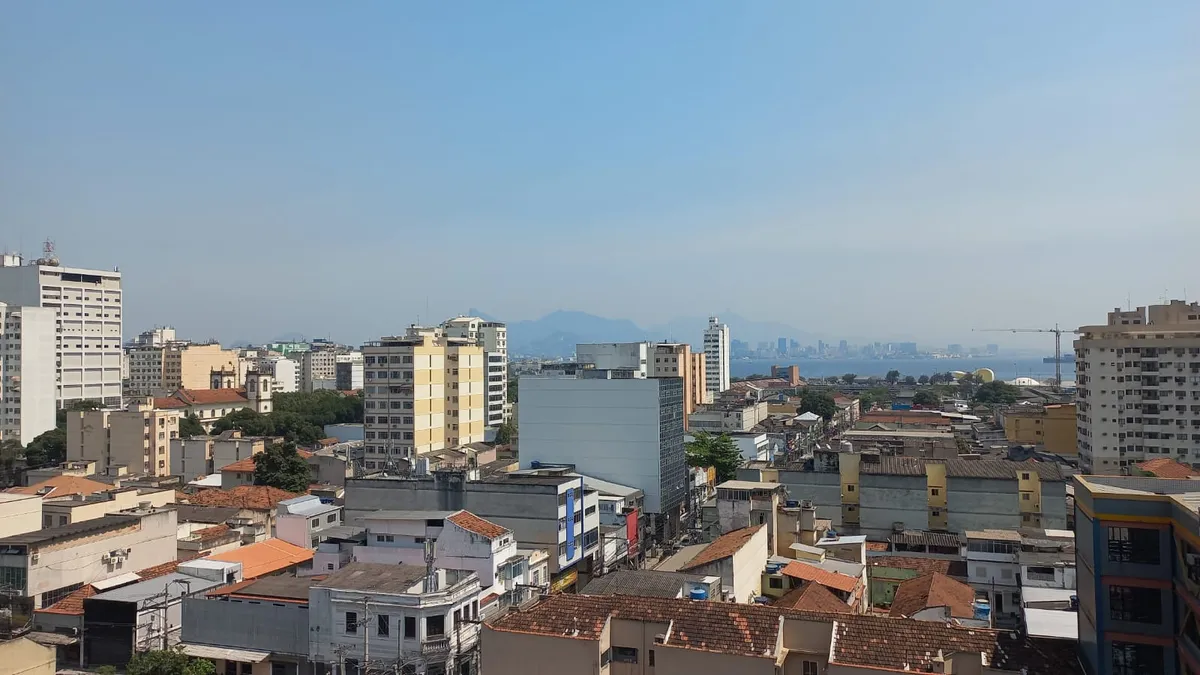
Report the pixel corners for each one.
[126,342,241,396]
[650,343,708,423]
[362,326,485,465]
[999,403,1077,455]
[66,398,181,476]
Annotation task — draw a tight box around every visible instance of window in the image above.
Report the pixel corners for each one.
[601,649,611,667]
[846,484,855,492]
[378,614,390,637]
[345,611,358,634]
[328,513,338,524]
[648,649,655,667]
[1109,586,1162,624]
[612,647,638,664]
[1108,527,1160,564]
[930,488,940,496]
[404,616,417,639]
[427,614,445,637]
[225,662,238,675]
[1112,642,1163,675]
[803,661,819,675]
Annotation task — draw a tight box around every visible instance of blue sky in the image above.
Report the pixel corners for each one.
[2,2,1197,346]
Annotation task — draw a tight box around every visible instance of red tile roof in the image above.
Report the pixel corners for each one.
[774,583,852,614]
[678,525,764,572]
[177,388,250,405]
[221,457,258,473]
[779,561,859,594]
[192,525,233,541]
[447,511,509,540]
[7,475,110,498]
[38,584,98,615]
[183,485,299,510]
[889,573,977,619]
[865,542,890,552]
[869,555,969,578]
[136,559,185,581]
[208,539,314,578]
[1136,457,1200,479]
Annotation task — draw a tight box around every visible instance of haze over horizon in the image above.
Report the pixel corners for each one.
[3,2,1197,348]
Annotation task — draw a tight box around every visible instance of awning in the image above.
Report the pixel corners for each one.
[93,572,143,590]
[179,644,272,663]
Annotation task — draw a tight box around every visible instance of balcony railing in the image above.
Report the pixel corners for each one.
[422,637,451,655]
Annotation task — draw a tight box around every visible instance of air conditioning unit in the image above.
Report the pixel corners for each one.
[101,553,111,564]
[30,553,38,565]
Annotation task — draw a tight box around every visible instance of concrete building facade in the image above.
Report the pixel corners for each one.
[703,316,730,398]
[296,348,339,393]
[1076,300,1200,474]
[519,373,687,537]
[362,327,485,461]
[334,352,363,391]
[170,430,277,478]
[126,342,241,397]
[66,398,181,476]
[576,342,650,377]
[0,303,57,445]
[0,255,123,407]
[442,317,508,426]
[998,403,1078,456]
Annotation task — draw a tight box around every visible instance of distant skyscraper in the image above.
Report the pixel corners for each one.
[703,317,730,397]
[838,340,848,356]
[986,344,999,355]
[777,337,788,355]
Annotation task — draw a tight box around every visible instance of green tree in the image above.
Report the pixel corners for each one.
[507,379,519,404]
[797,391,838,421]
[928,373,944,385]
[824,375,841,384]
[211,409,323,446]
[179,415,206,438]
[0,438,21,486]
[913,390,941,407]
[885,370,901,384]
[127,648,216,675]
[903,375,917,386]
[974,381,1020,405]
[252,442,312,493]
[272,390,362,426]
[24,427,66,468]
[55,399,104,428]
[841,373,857,384]
[494,421,516,445]
[917,375,930,385]
[685,431,743,483]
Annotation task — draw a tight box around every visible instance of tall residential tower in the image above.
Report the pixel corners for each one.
[442,316,508,427]
[704,316,730,398]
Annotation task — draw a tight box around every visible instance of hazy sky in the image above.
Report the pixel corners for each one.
[3,2,1197,346]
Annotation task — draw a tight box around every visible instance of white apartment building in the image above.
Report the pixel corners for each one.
[0,253,123,406]
[0,303,57,445]
[441,317,508,426]
[1075,300,1200,474]
[704,316,730,397]
[133,327,176,347]
[575,342,649,377]
[296,348,339,392]
[275,495,345,549]
[259,355,300,393]
[309,562,483,675]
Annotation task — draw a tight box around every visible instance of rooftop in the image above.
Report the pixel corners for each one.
[314,562,431,594]
[174,504,241,524]
[0,514,138,546]
[580,570,708,599]
[868,555,968,578]
[207,574,318,602]
[90,571,225,604]
[716,480,784,491]
[208,538,313,578]
[184,485,300,510]
[446,511,509,539]
[965,529,1023,542]
[6,475,111,498]
[778,561,859,593]
[1134,457,1200,479]
[678,525,764,571]
[774,583,853,613]
[889,573,977,619]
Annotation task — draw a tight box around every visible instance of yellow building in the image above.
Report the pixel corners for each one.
[362,326,485,464]
[650,343,708,423]
[1000,403,1077,455]
[66,398,181,476]
[126,342,241,396]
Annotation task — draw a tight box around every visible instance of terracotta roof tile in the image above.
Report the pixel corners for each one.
[208,538,314,578]
[447,511,509,540]
[220,457,258,473]
[678,525,764,571]
[889,572,977,619]
[869,555,968,578]
[177,387,249,405]
[184,485,299,510]
[865,542,890,552]
[779,561,860,594]
[192,524,233,541]
[774,583,852,614]
[153,397,189,409]
[7,475,110,498]
[38,585,97,615]
[1135,457,1200,479]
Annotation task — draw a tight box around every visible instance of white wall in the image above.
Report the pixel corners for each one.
[0,305,57,445]
[520,377,664,512]
[731,526,769,603]
[575,343,649,377]
[0,495,41,538]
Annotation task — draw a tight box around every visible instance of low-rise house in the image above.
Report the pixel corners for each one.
[763,560,864,611]
[772,581,856,613]
[1018,528,1075,590]
[41,487,174,528]
[1133,457,1200,479]
[308,563,484,675]
[889,572,987,626]
[181,485,300,536]
[674,525,768,603]
[171,430,281,479]
[0,505,177,609]
[275,495,344,550]
[20,460,100,488]
[482,594,1079,675]
[181,575,319,675]
[82,559,242,667]
[208,538,314,579]
[867,555,968,607]
[177,524,242,558]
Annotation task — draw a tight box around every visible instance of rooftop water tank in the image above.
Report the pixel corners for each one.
[973,599,992,621]
[689,587,708,601]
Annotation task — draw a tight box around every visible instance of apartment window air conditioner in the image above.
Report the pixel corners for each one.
[101,553,111,564]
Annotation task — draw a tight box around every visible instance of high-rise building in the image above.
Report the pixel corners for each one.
[519,371,686,539]
[650,343,707,421]
[777,337,788,355]
[0,251,122,407]
[126,341,241,397]
[295,347,339,392]
[334,352,363,391]
[1075,300,1200,474]
[0,303,57,445]
[361,326,485,461]
[704,316,730,398]
[256,354,299,393]
[67,398,181,476]
[442,317,508,426]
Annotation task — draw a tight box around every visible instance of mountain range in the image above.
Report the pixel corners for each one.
[471,309,823,358]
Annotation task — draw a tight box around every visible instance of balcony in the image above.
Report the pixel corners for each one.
[422,637,451,655]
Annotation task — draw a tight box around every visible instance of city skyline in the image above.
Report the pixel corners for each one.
[4,2,1196,346]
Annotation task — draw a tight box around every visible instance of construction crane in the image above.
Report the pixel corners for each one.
[972,324,1081,387]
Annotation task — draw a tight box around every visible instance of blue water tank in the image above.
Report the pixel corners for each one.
[973,600,992,621]
[689,587,708,601]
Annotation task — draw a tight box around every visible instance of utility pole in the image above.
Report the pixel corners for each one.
[362,596,370,675]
